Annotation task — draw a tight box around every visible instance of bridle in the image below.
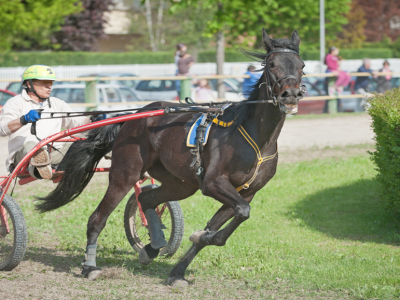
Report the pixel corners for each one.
[259,48,306,108]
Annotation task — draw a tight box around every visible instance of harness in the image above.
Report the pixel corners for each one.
[189,48,304,192]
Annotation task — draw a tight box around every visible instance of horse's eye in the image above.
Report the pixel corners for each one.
[269,63,275,68]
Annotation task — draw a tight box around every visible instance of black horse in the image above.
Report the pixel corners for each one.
[36,28,305,285]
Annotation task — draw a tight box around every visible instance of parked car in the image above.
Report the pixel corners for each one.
[298,78,327,114]
[0,89,17,108]
[6,82,22,94]
[51,84,145,113]
[78,73,139,88]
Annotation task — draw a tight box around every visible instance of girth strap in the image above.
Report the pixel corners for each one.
[212,117,278,192]
[236,125,277,192]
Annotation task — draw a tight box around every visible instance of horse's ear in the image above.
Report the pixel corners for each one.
[262,28,274,52]
[291,30,300,46]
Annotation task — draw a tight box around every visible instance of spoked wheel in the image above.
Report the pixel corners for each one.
[0,194,27,271]
[124,184,184,257]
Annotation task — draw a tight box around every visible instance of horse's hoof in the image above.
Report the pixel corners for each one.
[81,265,102,280]
[167,276,189,287]
[139,247,154,265]
[189,230,208,243]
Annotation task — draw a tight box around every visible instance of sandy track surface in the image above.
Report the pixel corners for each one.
[0,114,374,176]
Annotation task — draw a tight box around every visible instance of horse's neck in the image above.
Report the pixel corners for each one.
[245,89,286,153]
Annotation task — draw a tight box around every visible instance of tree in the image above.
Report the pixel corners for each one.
[329,1,367,49]
[354,0,400,42]
[171,0,351,98]
[52,0,114,51]
[126,1,213,52]
[0,0,82,52]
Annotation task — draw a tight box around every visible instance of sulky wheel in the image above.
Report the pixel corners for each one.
[124,184,184,257]
[0,194,27,271]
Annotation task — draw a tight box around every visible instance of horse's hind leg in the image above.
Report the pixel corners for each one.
[138,173,197,265]
[82,160,143,279]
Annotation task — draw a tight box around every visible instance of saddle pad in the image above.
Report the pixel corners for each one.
[186,114,213,147]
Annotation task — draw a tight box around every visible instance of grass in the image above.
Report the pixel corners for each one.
[286,112,367,120]
[8,154,400,299]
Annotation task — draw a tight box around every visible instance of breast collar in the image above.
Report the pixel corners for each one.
[260,48,306,105]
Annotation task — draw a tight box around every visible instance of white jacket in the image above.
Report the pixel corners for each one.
[0,90,87,171]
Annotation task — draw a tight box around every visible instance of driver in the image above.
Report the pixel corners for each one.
[0,65,105,180]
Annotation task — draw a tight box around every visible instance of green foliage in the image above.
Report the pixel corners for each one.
[0,51,175,67]
[197,50,249,63]
[301,48,393,60]
[369,88,400,214]
[0,0,82,52]
[362,37,400,58]
[171,0,351,48]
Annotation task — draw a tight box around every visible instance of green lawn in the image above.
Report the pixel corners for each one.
[11,154,400,299]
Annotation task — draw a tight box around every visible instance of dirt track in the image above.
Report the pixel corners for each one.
[0,114,374,176]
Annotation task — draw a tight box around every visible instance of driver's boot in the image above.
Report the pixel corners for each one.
[29,148,52,180]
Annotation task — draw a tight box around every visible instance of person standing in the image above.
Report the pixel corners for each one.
[376,60,392,93]
[174,43,186,97]
[177,50,194,99]
[242,65,262,98]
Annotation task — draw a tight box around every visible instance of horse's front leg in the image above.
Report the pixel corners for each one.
[192,176,251,246]
[169,193,254,286]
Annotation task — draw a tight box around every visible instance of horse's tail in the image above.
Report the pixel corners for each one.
[35,122,123,213]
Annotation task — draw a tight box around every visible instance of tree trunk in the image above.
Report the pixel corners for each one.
[155,0,165,46]
[144,0,157,52]
[216,3,225,99]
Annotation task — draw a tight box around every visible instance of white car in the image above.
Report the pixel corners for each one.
[134,77,243,102]
[51,84,145,113]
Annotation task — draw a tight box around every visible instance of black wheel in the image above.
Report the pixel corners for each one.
[124,184,184,257]
[0,194,27,271]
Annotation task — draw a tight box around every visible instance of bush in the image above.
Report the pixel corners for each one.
[369,88,400,214]
[197,50,249,63]
[0,51,175,67]
[301,48,393,60]
[0,47,395,67]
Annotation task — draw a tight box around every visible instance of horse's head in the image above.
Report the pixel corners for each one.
[261,28,305,115]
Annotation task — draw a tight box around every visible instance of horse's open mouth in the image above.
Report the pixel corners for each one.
[280,103,298,115]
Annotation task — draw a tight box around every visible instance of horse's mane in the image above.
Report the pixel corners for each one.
[218,37,299,134]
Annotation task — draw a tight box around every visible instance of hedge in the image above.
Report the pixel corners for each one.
[197,50,249,63]
[0,51,175,67]
[0,48,395,67]
[369,88,400,214]
[301,48,393,60]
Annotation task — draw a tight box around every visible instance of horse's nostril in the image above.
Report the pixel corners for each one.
[281,91,289,98]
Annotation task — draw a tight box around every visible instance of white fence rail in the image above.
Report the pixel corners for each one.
[1,58,400,89]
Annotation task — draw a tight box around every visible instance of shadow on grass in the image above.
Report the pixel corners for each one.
[23,245,180,281]
[290,179,400,245]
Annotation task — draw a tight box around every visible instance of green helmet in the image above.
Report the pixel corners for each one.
[21,65,57,86]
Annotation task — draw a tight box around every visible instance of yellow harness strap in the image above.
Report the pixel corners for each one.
[212,117,278,192]
[236,125,277,192]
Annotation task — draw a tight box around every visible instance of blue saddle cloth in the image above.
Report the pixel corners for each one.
[186,114,213,147]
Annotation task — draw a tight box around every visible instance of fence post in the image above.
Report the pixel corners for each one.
[84,80,98,111]
[180,78,191,100]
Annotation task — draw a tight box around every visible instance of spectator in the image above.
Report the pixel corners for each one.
[177,50,194,99]
[242,65,262,98]
[324,46,351,95]
[354,58,378,94]
[376,60,392,93]
[175,43,186,97]
[195,79,216,102]
[177,50,194,76]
